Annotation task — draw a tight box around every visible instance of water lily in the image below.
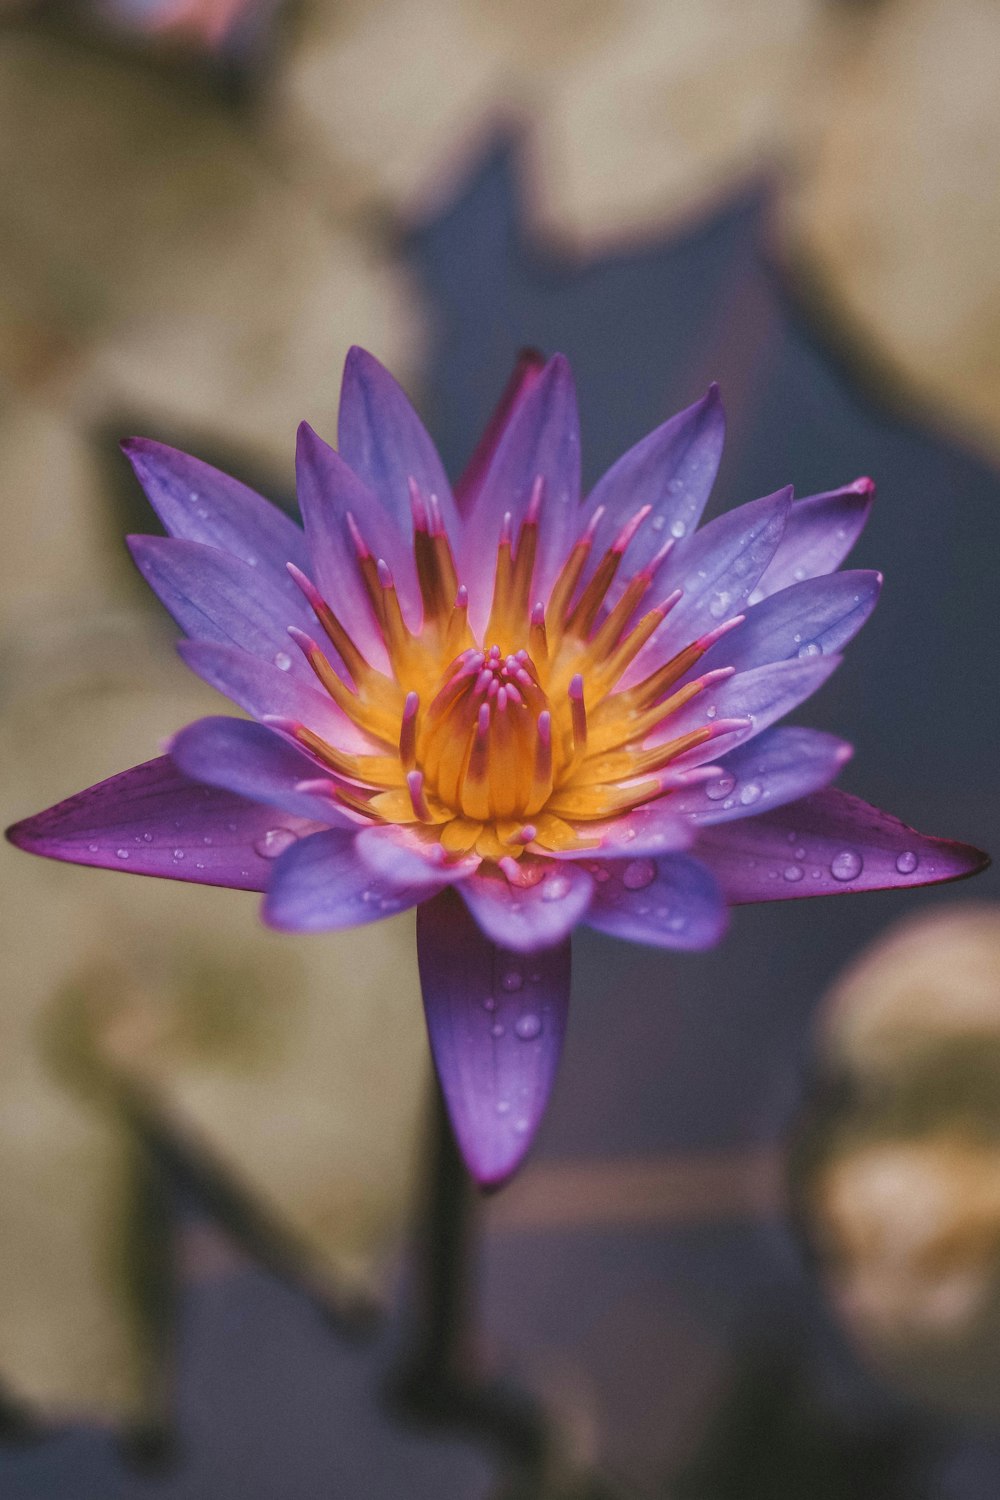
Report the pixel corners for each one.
[8,348,988,1186]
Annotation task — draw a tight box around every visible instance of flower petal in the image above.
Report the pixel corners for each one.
[751,478,875,602]
[624,487,792,686]
[460,354,581,631]
[584,852,727,950]
[459,863,594,953]
[454,349,546,513]
[120,438,309,606]
[695,787,990,902]
[170,717,351,827]
[583,384,725,580]
[417,888,571,1188]
[337,346,458,539]
[651,653,841,752]
[700,571,882,677]
[5,756,312,890]
[354,824,479,886]
[128,535,314,678]
[295,421,419,657]
[263,827,442,933]
[669,727,852,824]
[177,640,376,754]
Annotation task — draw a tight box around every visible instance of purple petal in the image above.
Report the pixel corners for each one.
[459,863,594,952]
[650,653,841,752]
[263,827,443,933]
[5,756,317,890]
[170,717,351,827]
[177,640,376,754]
[669,727,852,824]
[751,478,875,602]
[584,852,727,950]
[295,422,420,657]
[129,535,314,679]
[583,385,725,582]
[121,439,309,612]
[700,571,882,677]
[459,354,581,632]
[338,346,458,539]
[354,824,479,886]
[455,349,546,513]
[695,787,990,902]
[623,488,792,686]
[547,800,695,860]
[417,888,571,1188]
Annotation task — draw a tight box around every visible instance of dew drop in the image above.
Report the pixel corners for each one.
[739,781,763,806]
[496,1099,511,1115]
[501,970,523,993]
[593,867,610,883]
[706,705,718,720]
[793,565,807,582]
[482,995,496,1011]
[227,821,238,833]
[670,518,687,539]
[797,642,822,659]
[515,1014,542,1041]
[88,843,99,853]
[541,873,572,902]
[706,773,736,801]
[513,1118,530,1134]
[116,847,129,859]
[896,849,919,874]
[783,864,804,882]
[650,514,666,532]
[172,849,184,860]
[623,858,656,890]
[143,831,154,843]
[794,846,807,861]
[708,590,731,619]
[255,828,297,859]
[830,849,863,882]
[490,1022,505,1038]
[188,490,199,503]
[274,650,293,672]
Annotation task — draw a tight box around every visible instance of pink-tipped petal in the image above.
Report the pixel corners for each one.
[459,862,594,953]
[669,726,852,824]
[128,535,315,678]
[695,787,990,902]
[700,571,882,677]
[120,438,309,606]
[5,757,317,890]
[584,853,728,950]
[649,653,841,753]
[751,478,875,602]
[170,717,351,827]
[263,827,443,933]
[177,639,377,754]
[460,354,581,630]
[416,888,571,1188]
[455,349,546,513]
[582,384,725,583]
[337,346,458,539]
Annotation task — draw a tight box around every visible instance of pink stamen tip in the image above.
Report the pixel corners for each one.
[477,703,491,736]
[697,614,746,651]
[487,678,500,700]
[294,778,336,796]
[427,493,444,536]
[406,769,432,821]
[262,714,302,738]
[345,511,369,559]
[643,537,676,577]
[537,710,552,747]
[402,690,419,720]
[488,644,501,659]
[515,648,528,662]
[497,685,508,711]
[515,824,536,845]
[286,625,318,655]
[500,510,514,546]
[568,674,585,702]
[525,475,545,525]
[613,503,653,554]
[455,584,469,609]
[514,667,533,688]
[499,855,521,884]
[581,504,605,545]
[473,667,491,696]
[657,587,684,616]
[376,558,394,590]
[530,601,546,627]
[507,683,524,707]
[699,665,736,688]
[705,715,753,740]
[407,476,428,532]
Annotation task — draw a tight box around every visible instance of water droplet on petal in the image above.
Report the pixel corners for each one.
[783,865,804,882]
[274,651,292,672]
[482,995,496,1011]
[650,514,666,532]
[515,1014,542,1041]
[708,591,730,619]
[793,565,807,582]
[739,781,763,806]
[670,518,687,539]
[623,858,656,890]
[513,1117,530,1134]
[490,1022,505,1038]
[172,849,184,860]
[830,849,863,882]
[541,873,572,902]
[797,642,822,659]
[794,846,806,861]
[143,831,154,843]
[496,1099,511,1114]
[706,705,717,720]
[896,849,919,874]
[254,828,297,859]
[88,843,99,853]
[706,774,736,801]
[594,867,610,882]
[501,970,523,993]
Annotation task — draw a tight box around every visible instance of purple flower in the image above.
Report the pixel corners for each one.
[8,348,988,1187]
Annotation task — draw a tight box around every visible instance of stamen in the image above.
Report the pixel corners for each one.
[569,675,587,757]
[407,769,433,821]
[399,691,419,769]
[286,565,372,686]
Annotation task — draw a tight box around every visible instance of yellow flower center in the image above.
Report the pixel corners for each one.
[284,484,739,862]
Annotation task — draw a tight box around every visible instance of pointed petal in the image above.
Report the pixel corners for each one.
[5,756,317,890]
[128,535,314,677]
[751,478,875,602]
[295,421,419,656]
[584,852,727,950]
[170,717,351,827]
[354,824,479,886]
[177,639,376,754]
[701,571,882,676]
[459,863,594,953]
[121,439,309,605]
[455,349,546,513]
[417,888,571,1188]
[669,727,853,824]
[624,488,792,686]
[651,653,841,751]
[460,354,581,630]
[263,827,441,933]
[338,346,458,538]
[695,787,990,902]
[583,385,725,579]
